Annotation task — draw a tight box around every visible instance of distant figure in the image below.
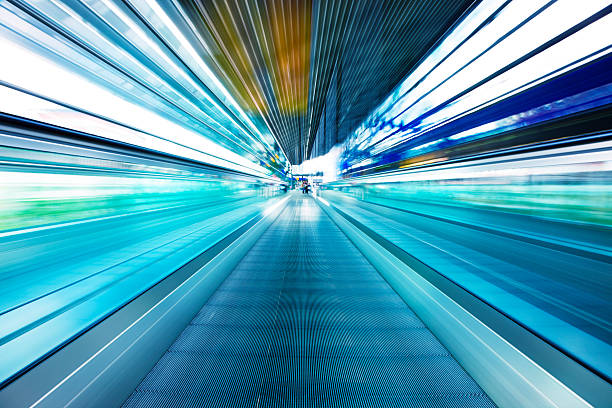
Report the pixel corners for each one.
[301,180,310,194]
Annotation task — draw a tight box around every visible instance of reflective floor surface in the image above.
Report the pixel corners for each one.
[124,195,495,408]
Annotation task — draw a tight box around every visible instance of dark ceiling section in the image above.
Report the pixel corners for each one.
[179,0,476,164]
[308,0,478,161]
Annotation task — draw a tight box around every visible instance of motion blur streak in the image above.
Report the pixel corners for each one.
[323,139,612,375]
[313,2,612,388]
[0,0,289,175]
[335,0,612,175]
[0,0,611,407]
[0,133,284,384]
[313,0,612,389]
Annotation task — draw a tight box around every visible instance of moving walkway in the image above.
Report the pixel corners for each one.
[2,190,609,407]
[123,195,494,407]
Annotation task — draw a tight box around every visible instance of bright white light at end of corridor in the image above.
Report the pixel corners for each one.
[292,146,343,183]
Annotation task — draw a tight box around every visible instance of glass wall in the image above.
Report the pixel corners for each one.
[0,137,285,385]
[322,142,612,381]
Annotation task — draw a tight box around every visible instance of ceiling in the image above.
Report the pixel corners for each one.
[178,0,477,164]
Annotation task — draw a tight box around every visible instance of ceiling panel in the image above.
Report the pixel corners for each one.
[178,0,477,164]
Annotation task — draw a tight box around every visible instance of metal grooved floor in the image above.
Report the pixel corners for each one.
[123,195,495,408]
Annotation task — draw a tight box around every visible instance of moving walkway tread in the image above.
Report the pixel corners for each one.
[123,195,495,407]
